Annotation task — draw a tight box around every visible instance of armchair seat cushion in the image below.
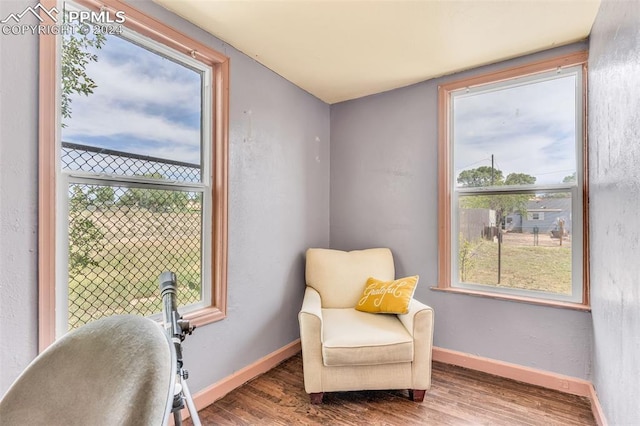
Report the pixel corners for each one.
[321,308,413,367]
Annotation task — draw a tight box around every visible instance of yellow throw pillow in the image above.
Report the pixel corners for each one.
[355,275,419,314]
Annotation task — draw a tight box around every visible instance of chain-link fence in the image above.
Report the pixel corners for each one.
[62,142,201,183]
[63,143,203,330]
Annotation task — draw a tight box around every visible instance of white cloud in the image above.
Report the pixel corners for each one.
[61,33,203,164]
[65,100,199,149]
[453,75,577,184]
[85,55,201,113]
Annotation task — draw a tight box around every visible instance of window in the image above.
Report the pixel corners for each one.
[39,0,229,348]
[528,212,544,221]
[437,52,588,307]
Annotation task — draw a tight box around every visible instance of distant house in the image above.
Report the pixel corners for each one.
[506,197,572,235]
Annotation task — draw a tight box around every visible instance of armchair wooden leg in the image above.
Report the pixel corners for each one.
[309,392,324,404]
[409,389,426,402]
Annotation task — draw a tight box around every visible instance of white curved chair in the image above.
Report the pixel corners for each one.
[0,315,175,426]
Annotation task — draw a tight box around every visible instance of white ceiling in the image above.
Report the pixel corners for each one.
[153,0,601,104]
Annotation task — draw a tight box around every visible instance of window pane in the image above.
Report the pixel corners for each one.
[457,193,572,295]
[67,183,203,330]
[61,31,203,182]
[453,73,577,187]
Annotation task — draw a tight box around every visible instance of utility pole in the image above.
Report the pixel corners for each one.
[491,154,500,284]
[491,154,495,186]
[497,211,502,284]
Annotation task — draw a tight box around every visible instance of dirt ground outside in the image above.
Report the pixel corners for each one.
[501,231,572,249]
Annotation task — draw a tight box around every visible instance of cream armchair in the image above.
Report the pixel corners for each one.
[298,248,434,404]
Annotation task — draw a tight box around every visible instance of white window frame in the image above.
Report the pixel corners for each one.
[437,52,589,308]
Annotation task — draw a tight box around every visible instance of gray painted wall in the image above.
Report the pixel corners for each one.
[588,0,640,423]
[0,0,330,396]
[330,42,593,379]
[0,0,41,398]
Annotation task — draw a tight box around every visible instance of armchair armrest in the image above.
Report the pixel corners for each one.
[299,286,323,322]
[398,298,434,390]
[398,298,433,337]
[298,287,324,393]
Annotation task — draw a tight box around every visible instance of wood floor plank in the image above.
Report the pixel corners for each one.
[188,353,595,426]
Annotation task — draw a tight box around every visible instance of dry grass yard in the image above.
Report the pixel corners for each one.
[461,232,572,295]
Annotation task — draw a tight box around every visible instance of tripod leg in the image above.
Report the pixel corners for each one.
[173,410,182,426]
[181,377,201,426]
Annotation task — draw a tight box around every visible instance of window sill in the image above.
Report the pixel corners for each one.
[184,306,226,328]
[430,286,591,312]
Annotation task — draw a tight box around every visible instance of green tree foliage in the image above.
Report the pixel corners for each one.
[458,167,536,219]
[68,186,105,274]
[61,18,105,126]
[90,186,115,209]
[540,172,576,198]
[119,188,190,212]
[118,173,191,212]
[563,172,577,183]
[505,173,536,185]
[63,24,107,273]
[457,166,504,187]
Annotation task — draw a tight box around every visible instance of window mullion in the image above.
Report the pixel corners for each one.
[456,183,576,196]
[65,173,207,193]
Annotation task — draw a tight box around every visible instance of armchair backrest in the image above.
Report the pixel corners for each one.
[305,248,395,308]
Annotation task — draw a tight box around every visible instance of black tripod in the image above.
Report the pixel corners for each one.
[159,271,202,426]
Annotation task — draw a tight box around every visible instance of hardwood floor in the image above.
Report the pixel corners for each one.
[188,353,595,425]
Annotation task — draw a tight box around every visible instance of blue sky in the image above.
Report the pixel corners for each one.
[453,74,577,185]
[61,33,203,166]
